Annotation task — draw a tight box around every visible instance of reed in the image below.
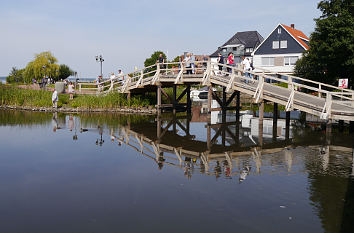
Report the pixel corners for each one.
[0,84,155,109]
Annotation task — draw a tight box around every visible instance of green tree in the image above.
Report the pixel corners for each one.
[294,0,354,88]
[58,64,75,81]
[6,67,25,83]
[23,51,60,83]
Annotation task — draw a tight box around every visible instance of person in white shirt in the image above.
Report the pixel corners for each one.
[52,89,58,108]
[109,72,116,90]
[117,70,124,84]
[241,56,251,83]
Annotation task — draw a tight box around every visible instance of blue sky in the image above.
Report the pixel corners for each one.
[0,0,321,78]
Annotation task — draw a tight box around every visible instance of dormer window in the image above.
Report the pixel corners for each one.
[272,41,279,49]
[278,28,281,34]
[280,40,287,48]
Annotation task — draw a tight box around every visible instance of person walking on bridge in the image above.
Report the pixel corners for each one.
[157,54,165,74]
[227,52,234,73]
[217,53,224,74]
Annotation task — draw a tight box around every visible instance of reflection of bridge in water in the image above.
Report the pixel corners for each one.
[101,113,354,180]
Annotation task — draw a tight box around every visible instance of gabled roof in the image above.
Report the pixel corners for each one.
[281,24,309,50]
[210,31,264,57]
[252,24,309,55]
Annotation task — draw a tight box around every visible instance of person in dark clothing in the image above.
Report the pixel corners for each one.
[217,53,224,72]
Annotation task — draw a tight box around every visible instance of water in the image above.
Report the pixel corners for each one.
[0,76,6,84]
[0,110,353,233]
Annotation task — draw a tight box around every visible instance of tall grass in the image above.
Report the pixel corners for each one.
[0,84,155,108]
[0,84,52,107]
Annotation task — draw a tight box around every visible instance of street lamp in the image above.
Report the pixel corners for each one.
[95,55,104,77]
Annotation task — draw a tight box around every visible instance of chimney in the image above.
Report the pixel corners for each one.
[291,24,295,29]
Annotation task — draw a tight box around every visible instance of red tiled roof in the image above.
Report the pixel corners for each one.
[281,24,309,50]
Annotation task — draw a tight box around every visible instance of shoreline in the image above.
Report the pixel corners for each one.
[0,105,157,115]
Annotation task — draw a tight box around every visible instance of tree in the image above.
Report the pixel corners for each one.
[23,51,60,83]
[58,64,75,81]
[6,67,25,83]
[294,0,354,88]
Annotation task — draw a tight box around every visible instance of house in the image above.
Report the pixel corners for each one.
[210,31,264,64]
[252,24,309,74]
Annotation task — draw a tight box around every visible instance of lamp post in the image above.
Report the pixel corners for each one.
[95,55,104,77]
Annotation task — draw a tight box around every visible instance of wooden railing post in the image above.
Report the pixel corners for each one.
[79,83,82,93]
[288,76,293,90]
[318,84,322,98]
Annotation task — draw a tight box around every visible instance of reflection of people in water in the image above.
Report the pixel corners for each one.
[96,124,104,146]
[68,115,74,131]
[214,161,222,179]
[52,113,60,132]
[239,166,251,183]
[224,161,231,178]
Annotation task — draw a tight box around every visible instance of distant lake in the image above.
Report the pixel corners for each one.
[0,76,6,84]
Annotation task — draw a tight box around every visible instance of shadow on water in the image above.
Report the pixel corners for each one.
[0,109,353,233]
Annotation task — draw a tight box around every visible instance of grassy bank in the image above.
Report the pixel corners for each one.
[0,84,154,109]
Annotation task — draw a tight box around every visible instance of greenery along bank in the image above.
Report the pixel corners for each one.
[0,84,154,109]
[6,51,75,84]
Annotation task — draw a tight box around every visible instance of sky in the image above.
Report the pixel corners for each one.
[0,0,322,78]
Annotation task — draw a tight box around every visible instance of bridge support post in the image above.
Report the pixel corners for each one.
[157,85,162,115]
[259,101,264,146]
[157,116,161,142]
[236,91,240,123]
[186,85,191,114]
[207,123,211,151]
[208,85,212,116]
[173,85,177,114]
[222,87,227,114]
[285,111,290,140]
[273,103,278,140]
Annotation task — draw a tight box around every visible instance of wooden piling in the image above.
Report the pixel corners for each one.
[273,103,278,140]
[259,101,264,146]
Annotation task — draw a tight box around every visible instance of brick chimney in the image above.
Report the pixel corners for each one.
[291,24,295,29]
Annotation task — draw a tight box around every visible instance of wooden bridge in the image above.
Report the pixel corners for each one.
[79,61,354,121]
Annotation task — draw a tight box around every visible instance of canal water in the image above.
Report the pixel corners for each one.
[0,109,353,233]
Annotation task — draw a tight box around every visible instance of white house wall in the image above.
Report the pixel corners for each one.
[253,53,303,73]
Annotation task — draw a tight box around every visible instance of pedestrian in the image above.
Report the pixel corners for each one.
[217,53,224,73]
[117,69,124,84]
[184,53,192,74]
[227,52,234,73]
[241,56,251,83]
[109,72,115,90]
[52,89,58,108]
[190,53,196,74]
[157,53,165,72]
[68,81,74,100]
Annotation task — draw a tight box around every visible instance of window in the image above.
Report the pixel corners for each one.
[272,41,279,49]
[284,56,298,66]
[261,57,275,66]
[222,48,226,53]
[280,40,287,48]
[278,28,281,34]
[245,48,254,53]
[233,47,237,51]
